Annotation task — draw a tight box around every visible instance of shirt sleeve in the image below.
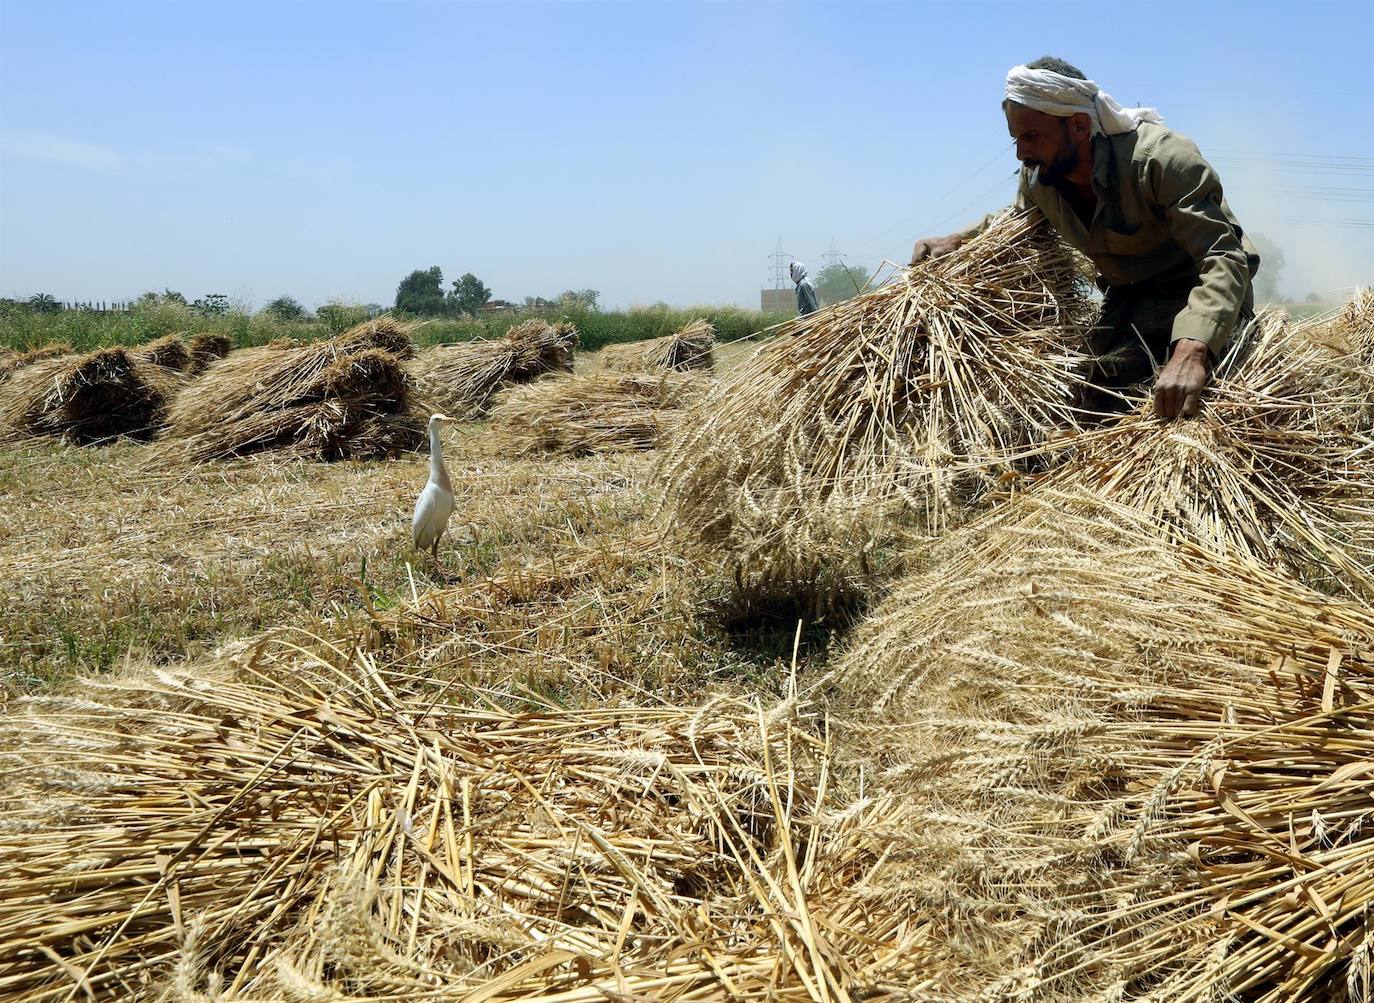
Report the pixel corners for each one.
[1148,136,1252,356]
[799,282,820,315]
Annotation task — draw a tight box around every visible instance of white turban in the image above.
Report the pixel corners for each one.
[1005,64,1163,136]
[789,261,807,283]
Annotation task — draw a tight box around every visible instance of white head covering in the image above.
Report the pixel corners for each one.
[1004,64,1163,136]
[789,261,807,284]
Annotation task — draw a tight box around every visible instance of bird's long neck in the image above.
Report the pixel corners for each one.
[429,424,451,491]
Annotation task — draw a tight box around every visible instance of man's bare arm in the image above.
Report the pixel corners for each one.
[1153,338,1209,419]
[910,234,965,264]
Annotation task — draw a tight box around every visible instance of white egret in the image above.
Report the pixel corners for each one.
[412,413,456,560]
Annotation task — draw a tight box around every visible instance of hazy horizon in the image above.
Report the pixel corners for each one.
[2,0,1370,311]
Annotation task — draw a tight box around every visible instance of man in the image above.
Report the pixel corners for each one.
[912,57,1258,419]
[791,260,820,316]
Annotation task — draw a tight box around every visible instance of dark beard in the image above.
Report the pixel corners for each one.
[1028,146,1080,186]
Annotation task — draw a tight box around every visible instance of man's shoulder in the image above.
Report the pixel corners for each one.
[1119,122,1207,169]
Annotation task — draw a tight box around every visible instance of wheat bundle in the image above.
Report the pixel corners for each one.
[163,336,422,462]
[185,332,233,374]
[656,210,1091,597]
[0,347,189,444]
[504,317,577,375]
[1045,307,1374,596]
[597,318,716,372]
[487,370,710,456]
[827,489,1374,1000]
[0,342,71,383]
[131,332,192,371]
[409,320,580,419]
[332,314,418,360]
[0,660,926,1001]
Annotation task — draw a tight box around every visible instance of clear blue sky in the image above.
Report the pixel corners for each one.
[1,0,1370,310]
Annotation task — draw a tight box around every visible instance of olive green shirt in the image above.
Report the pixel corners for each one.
[965,122,1258,356]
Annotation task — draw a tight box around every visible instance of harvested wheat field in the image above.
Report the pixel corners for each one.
[6,279,1374,1001]
[408,319,579,419]
[486,369,710,456]
[596,317,716,372]
[162,319,424,461]
[657,209,1093,603]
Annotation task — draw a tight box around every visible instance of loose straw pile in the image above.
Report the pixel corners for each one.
[657,209,1091,598]
[409,320,579,419]
[487,370,710,456]
[0,658,927,1001]
[596,318,716,372]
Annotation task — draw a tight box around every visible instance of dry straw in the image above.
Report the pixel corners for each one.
[1325,286,1374,357]
[1043,306,1374,596]
[0,343,71,384]
[656,209,1091,599]
[162,319,423,461]
[827,487,1374,1001]
[185,332,234,374]
[486,370,710,456]
[409,319,579,419]
[0,347,189,444]
[0,655,926,1001]
[133,333,193,372]
[596,318,716,372]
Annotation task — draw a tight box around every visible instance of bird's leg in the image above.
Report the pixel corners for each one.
[431,526,444,563]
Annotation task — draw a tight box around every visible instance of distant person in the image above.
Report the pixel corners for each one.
[790,261,820,316]
[910,56,1259,419]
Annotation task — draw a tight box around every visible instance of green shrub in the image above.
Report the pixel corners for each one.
[0,302,791,354]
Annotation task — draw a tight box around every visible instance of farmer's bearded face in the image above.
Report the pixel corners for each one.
[1005,102,1079,185]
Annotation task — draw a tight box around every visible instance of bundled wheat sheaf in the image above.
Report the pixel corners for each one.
[596,318,716,372]
[408,319,579,418]
[0,346,189,444]
[0,342,71,383]
[0,656,927,1001]
[657,210,1092,593]
[826,488,1374,1001]
[1324,286,1374,357]
[1045,307,1374,595]
[186,332,234,373]
[487,370,710,456]
[163,317,422,461]
[133,333,193,371]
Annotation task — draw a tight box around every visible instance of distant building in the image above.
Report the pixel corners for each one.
[480,299,516,313]
[760,289,793,313]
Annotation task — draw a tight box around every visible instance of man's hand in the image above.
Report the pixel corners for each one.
[1153,339,1210,419]
[910,234,964,265]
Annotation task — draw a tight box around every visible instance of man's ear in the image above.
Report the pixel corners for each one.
[1069,112,1093,141]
